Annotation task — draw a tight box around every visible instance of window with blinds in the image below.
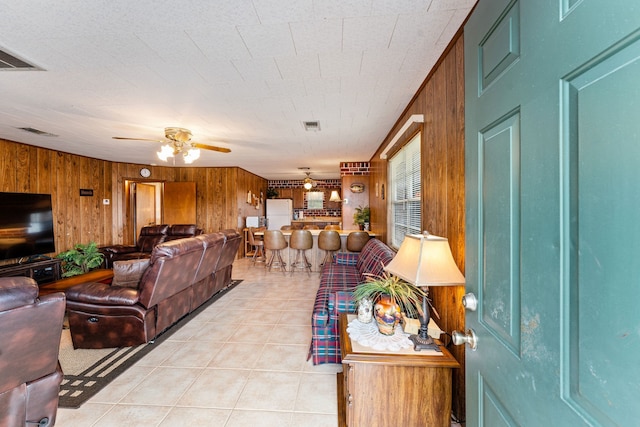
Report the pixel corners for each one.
[389,132,421,249]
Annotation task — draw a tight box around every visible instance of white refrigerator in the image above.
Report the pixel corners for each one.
[266,199,293,230]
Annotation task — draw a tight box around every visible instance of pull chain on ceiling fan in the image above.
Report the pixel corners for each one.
[113,127,230,164]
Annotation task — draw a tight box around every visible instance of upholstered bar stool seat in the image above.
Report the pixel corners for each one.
[264,230,288,272]
[289,229,313,275]
[347,231,371,253]
[318,230,341,267]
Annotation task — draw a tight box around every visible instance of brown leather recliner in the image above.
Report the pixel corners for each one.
[100,224,169,268]
[0,277,65,427]
[166,224,203,241]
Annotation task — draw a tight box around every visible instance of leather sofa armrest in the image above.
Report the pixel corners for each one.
[102,245,137,255]
[66,282,140,306]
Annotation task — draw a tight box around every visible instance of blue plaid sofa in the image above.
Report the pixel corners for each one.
[310,238,396,364]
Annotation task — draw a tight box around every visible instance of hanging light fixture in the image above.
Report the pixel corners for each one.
[156,128,203,164]
[157,144,175,161]
[183,147,201,164]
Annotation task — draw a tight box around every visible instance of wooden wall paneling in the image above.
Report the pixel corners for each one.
[36,147,53,195]
[102,160,113,247]
[0,140,16,191]
[366,33,466,420]
[16,144,31,192]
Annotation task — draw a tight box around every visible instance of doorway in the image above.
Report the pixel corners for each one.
[125,180,196,245]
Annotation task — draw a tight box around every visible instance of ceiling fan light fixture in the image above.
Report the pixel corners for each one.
[157,144,174,162]
[183,147,200,164]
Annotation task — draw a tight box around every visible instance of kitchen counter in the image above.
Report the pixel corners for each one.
[292,217,340,223]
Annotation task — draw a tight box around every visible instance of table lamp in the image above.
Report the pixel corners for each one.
[384,231,465,351]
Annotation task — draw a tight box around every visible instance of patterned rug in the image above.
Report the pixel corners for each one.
[58,279,242,408]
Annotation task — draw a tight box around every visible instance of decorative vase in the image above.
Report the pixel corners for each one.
[357,297,373,323]
[374,295,401,335]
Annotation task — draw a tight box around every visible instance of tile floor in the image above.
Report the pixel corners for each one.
[56,258,462,427]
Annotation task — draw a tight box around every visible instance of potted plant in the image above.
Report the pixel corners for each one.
[352,270,424,335]
[56,241,104,278]
[266,188,279,199]
[353,205,370,230]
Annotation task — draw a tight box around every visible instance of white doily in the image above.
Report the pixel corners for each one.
[346,318,412,351]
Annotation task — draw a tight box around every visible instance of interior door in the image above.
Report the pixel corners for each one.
[163,182,196,225]
[464,0,640,425]
[135,183,157,240]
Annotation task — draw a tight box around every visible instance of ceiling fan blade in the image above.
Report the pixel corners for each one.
[112,137,164,143]
[191,142,231,153]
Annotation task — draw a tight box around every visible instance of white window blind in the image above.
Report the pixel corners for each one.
[389,133,421,248]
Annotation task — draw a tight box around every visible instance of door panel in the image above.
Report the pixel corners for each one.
[465,0,640,425]
[163,182,196,225]
[135,183,156,240]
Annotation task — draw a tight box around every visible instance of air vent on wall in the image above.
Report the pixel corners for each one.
[303,121,320,131]
[0,48,40,70]
[17,127,58,137]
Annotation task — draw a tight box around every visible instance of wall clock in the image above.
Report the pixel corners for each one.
[140,167,151,178]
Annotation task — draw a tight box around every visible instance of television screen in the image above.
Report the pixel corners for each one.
[0,192,56,261]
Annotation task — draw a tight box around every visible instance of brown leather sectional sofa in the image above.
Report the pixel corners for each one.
[65,230,241,349]
[100,224,203,268]
[0,277,65,427]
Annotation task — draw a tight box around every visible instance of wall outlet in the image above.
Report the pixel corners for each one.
[103,199,110,205]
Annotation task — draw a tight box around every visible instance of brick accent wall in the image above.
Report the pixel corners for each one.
[340,162,370,176]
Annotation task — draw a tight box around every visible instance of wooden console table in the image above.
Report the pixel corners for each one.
[338,313,459,427]
[38,269,113,296]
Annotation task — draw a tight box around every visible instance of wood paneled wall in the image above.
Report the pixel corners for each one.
[0,139,267,258]
[369,31,467,419]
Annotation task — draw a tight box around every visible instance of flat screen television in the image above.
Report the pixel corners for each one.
[0,192,56,262]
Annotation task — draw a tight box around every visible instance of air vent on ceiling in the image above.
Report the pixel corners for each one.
[0,48,40,70]
[17,127,58,137]
[303,121,320,131]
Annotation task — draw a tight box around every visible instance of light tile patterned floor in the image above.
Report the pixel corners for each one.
[56,258,463,426]
[56,258,341,427]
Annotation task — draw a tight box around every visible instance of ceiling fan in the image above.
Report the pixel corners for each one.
[302,171,328,190]
[113,127,230,164]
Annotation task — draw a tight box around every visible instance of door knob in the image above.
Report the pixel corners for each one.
[462,292,478,311]
[452,329,478,350]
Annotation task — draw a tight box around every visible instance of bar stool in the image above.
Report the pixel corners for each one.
[264,230,288,273]
[318,230,341,266]
[289,229,313,275]
[347,231,370,253]
[324,224,341,230]
[247,227,265,264]
[303,224,320,230]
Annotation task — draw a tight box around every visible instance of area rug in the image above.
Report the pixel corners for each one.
[58,279,242,408]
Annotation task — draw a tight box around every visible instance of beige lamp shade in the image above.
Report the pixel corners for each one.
[329,190,342,202]
[384,232,465,287]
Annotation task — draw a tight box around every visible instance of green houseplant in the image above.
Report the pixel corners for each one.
[56,241,104,278]
[266,188,279,199]
[353,270,425,334]
[353,205,370,229]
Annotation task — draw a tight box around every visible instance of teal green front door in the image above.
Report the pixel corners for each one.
[464,0,640,425]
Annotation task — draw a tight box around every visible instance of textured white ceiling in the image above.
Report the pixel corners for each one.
[0,0,475,180]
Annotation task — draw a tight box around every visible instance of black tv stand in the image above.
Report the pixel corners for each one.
[0,258,62,285]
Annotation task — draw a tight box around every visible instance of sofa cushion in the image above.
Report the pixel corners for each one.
[355,238,395,278]
[66,282,140,306]
[112,259,150,288]
[334,253,358,266]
